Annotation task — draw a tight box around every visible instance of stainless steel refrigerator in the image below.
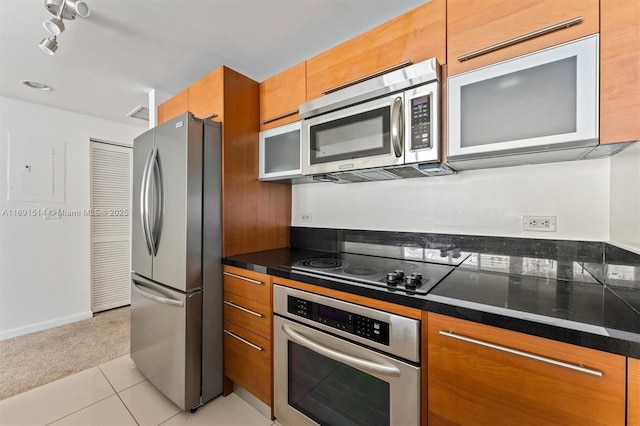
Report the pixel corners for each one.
[130,112,222,411]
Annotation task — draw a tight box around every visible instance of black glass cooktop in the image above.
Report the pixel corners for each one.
[289,250,469,295]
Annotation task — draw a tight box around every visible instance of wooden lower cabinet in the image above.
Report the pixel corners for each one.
[223,320,272,406]
[223,292,271,338]
[629,357,640,426]
[223,266,271,305]
[427,313,626,425]
[222,266,273,408]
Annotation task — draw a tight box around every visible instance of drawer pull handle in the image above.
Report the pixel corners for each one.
[457,16,583,62]
[224,330,264,351]
[224,300,264,317]
[261,109,299,125]
[439,330,602,377]
[223,271,263,285]
[321,60,413,95]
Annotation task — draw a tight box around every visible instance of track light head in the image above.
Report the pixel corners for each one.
[66,0,90,18]
[43,16,65,35]
[39,36,58,55]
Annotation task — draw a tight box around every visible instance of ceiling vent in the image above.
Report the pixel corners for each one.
[126,105,149,121]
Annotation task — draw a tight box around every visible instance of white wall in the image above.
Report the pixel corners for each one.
[292,158,611,241]
[610,143,640,254]
[0,96,144,340]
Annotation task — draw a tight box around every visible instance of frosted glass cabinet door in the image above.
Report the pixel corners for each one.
[448,35,599,160]
[259,121,302,181]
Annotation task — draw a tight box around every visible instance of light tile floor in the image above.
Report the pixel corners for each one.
[0,355,276,426]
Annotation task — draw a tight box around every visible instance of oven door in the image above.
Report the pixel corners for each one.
[301,93,405,176]
[273,316,420,426]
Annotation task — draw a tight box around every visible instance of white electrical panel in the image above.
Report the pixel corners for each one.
[7,133,65,202]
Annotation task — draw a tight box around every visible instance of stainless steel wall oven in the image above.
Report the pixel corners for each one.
[273,285,421,426]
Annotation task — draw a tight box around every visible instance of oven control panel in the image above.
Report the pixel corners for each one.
[287,295,390,345]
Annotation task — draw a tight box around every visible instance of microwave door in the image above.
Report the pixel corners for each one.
[302,93,405,176]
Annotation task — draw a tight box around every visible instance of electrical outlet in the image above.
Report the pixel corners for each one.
[523,216,556,232]
[300,213,312,223]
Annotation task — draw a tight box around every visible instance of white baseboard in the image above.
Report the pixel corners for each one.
[0,311,93,341]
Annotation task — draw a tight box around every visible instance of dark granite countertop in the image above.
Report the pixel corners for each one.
[223,241,640,358]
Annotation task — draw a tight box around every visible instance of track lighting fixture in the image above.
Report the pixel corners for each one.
[38,0,90,55]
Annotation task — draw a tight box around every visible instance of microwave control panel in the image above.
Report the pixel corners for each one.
[287,295,390,345]
[410,94,431,150]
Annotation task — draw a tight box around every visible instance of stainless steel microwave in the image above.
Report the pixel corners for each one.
[299,59,453,183]
[447,35,599,170]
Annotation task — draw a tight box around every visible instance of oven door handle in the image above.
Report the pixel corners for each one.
[282,324,401,377]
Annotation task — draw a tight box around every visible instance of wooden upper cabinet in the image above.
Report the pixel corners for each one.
[427,313,626,425]
[156,69,223,125]
[600,0,640,145]
[156,66,290,257]
[260,62,306,131]
[221,68,291,257]
[630,357,640,426]
[447,0,599,76]
[189,68,224,122]
[157,88,189,125]
[305,0,445,101]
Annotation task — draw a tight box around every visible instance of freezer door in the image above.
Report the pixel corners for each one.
[130,273,202,411]
[151,113,204,292]
[132,129,154,278]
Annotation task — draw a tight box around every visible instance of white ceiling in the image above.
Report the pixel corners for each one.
[0,0,427,127]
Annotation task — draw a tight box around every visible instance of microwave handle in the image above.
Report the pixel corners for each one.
[391,96,403,158]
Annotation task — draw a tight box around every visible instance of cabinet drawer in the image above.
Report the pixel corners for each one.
[223,266,271,305]
[223,292,271,339]
[447,0,599,76]
[427,313,625,425]
[224,320,272,406]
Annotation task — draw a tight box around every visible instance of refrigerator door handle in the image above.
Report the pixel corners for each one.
[151,147,164,255]
[140,148,154,255]
[132,278,184,308]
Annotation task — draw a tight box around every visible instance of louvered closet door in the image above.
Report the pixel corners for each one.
[90,141,133,312]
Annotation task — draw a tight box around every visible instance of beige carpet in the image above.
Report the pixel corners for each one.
[0,306,130,401]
